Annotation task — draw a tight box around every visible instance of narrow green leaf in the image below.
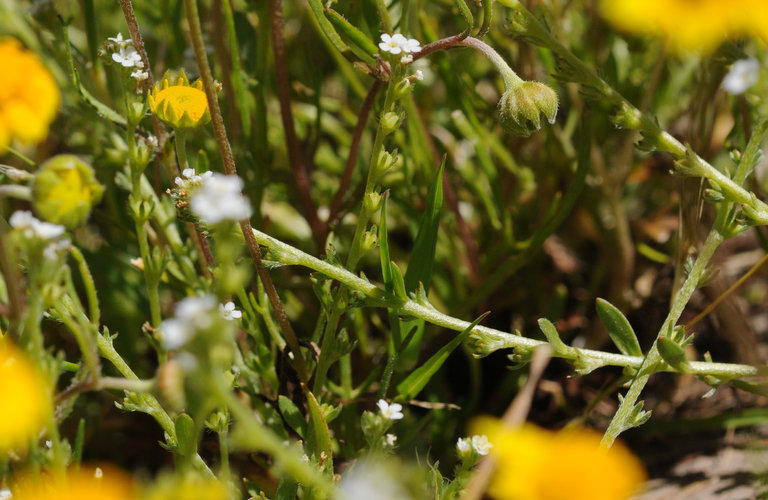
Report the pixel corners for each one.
[391,261,408,301]
[278,395,306,439]
[404,159,444,293]
[73,418,86,468]
[326,8,379,57]
[595,298,643,357]
[397,312,489,400]
[453,0,475,30]
[537,318,573,356]
[81,0,98,65]
[306,0,357,62]
[174,413,196,458]
[275,478,299,500]
[303,387,333,475]
[657,336,690,373]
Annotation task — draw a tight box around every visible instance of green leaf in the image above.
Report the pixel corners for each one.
[379,193,393,292]
[404,159,444,293]
[595,298,643,357]
[303,387,333,475]
[275,478,299,500]
[326,8,379,57]
[537,318,574,356]
[657,336,691,373]
[391,260,408,301]
[397,312,489,400]
[278,395,306,439]
[174,413,196,458]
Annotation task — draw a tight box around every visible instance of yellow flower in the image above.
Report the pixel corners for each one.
[0,38,60,151]
[13,466,135,500]
[148,70,211,129]
[143,474,230,500]
[472,418,646,500]
[0,340,52,453]
[31,155,105,229]
[600,0,768,53]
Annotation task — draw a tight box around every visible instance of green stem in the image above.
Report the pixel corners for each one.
[0,185,32,200]
[68,247,100,327]
[601,225,724,446]
[250,227,760,381]
[458,37,522,90]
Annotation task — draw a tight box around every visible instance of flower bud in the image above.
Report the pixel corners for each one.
[497,81,558,137]
[364,191,383,213]
[380,111,401,135]
[32,155,104,229]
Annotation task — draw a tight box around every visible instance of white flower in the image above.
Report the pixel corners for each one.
[456,437,471,455]
[189,172,252,224]
[377,399,404,420]
[379,33,407,54]
[402,38,421,54]
[131,69,149,81]
[414,70,424,81]
[146,134,159,149]
[400,54,413,64]
[112,44,143,68]
[337,460,412,500]
[108,33,132,47]
[158,318,190,350]
[722,57,760,95]
[385,433,397,446]
[43,238,71,261]
[158,295,217,349]
[219,301,242,320]
[0,487,12,500]
[471,434,492,455]
[9,211,65,240]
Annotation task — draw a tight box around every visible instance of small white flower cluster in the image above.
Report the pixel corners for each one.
[722,57,760,95]
[159,295,217,350]
[9,211,70,260]
[379,33,422,63]
[456,434,492,457]
[174,168,213,191]
[377,399,404,420]
[159,296,242,349]
[188,172,252,225]
[219,301,242,320]
[108,33,148,81]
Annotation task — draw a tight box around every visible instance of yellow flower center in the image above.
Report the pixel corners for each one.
[154,86,208,122]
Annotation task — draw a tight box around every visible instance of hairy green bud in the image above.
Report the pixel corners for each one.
[497,81,558,137]
[32,155,104,229]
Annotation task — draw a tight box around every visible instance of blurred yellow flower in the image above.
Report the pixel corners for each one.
[0,38,60,152]
[148,70,211,129]
[31,155,105,229]
[13,467,135,500]
[600,0,768,53]
[472,418,646,500]
[143,474,229,500]
[0,340,52,453]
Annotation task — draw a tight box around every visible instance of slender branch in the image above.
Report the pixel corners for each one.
[327,80,383,230]
[251,227,762,380]
[183,0,310,382]
[267,0,324,250]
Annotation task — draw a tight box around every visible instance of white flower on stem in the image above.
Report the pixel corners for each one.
[471,434,492,455]
[108,33,132,47]
[146,134,158,149]
[219,301,242,320]
[400,54,413,64]
[402,38,422,54]
[112,44,143,68]
[158,295,217,349]
[456,437,471,455]
[379,33,407,54]
[414,70,424,81]
[385,433,397,446]
[0,487,11,500]
[9,211,65,240]
[377,399,404,420]
[131,69,149,81]
[189,172,252,225]
[43,238,71,261]
[722,57,760,95]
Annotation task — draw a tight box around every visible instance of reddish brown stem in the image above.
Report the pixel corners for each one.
[326,80,383,231]
[184,0,310,382]
[267,0,324,250]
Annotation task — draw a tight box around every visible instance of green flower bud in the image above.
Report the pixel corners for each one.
[497,81,558,137]
[32,155,104,229]
[380,111,401,134]
[364,191,383,213]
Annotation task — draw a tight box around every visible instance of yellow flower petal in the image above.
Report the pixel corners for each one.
[472,418,647,500]
[13,466,136,500]
[0,340,52,453]
[148,70,211,129]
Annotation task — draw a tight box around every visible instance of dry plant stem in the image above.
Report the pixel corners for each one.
[117,0,166,141]
[251,227,759,379]
[463,346,552,500]
[267,0,324,250]
[327,79,383,230]
[184,0,310,382]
